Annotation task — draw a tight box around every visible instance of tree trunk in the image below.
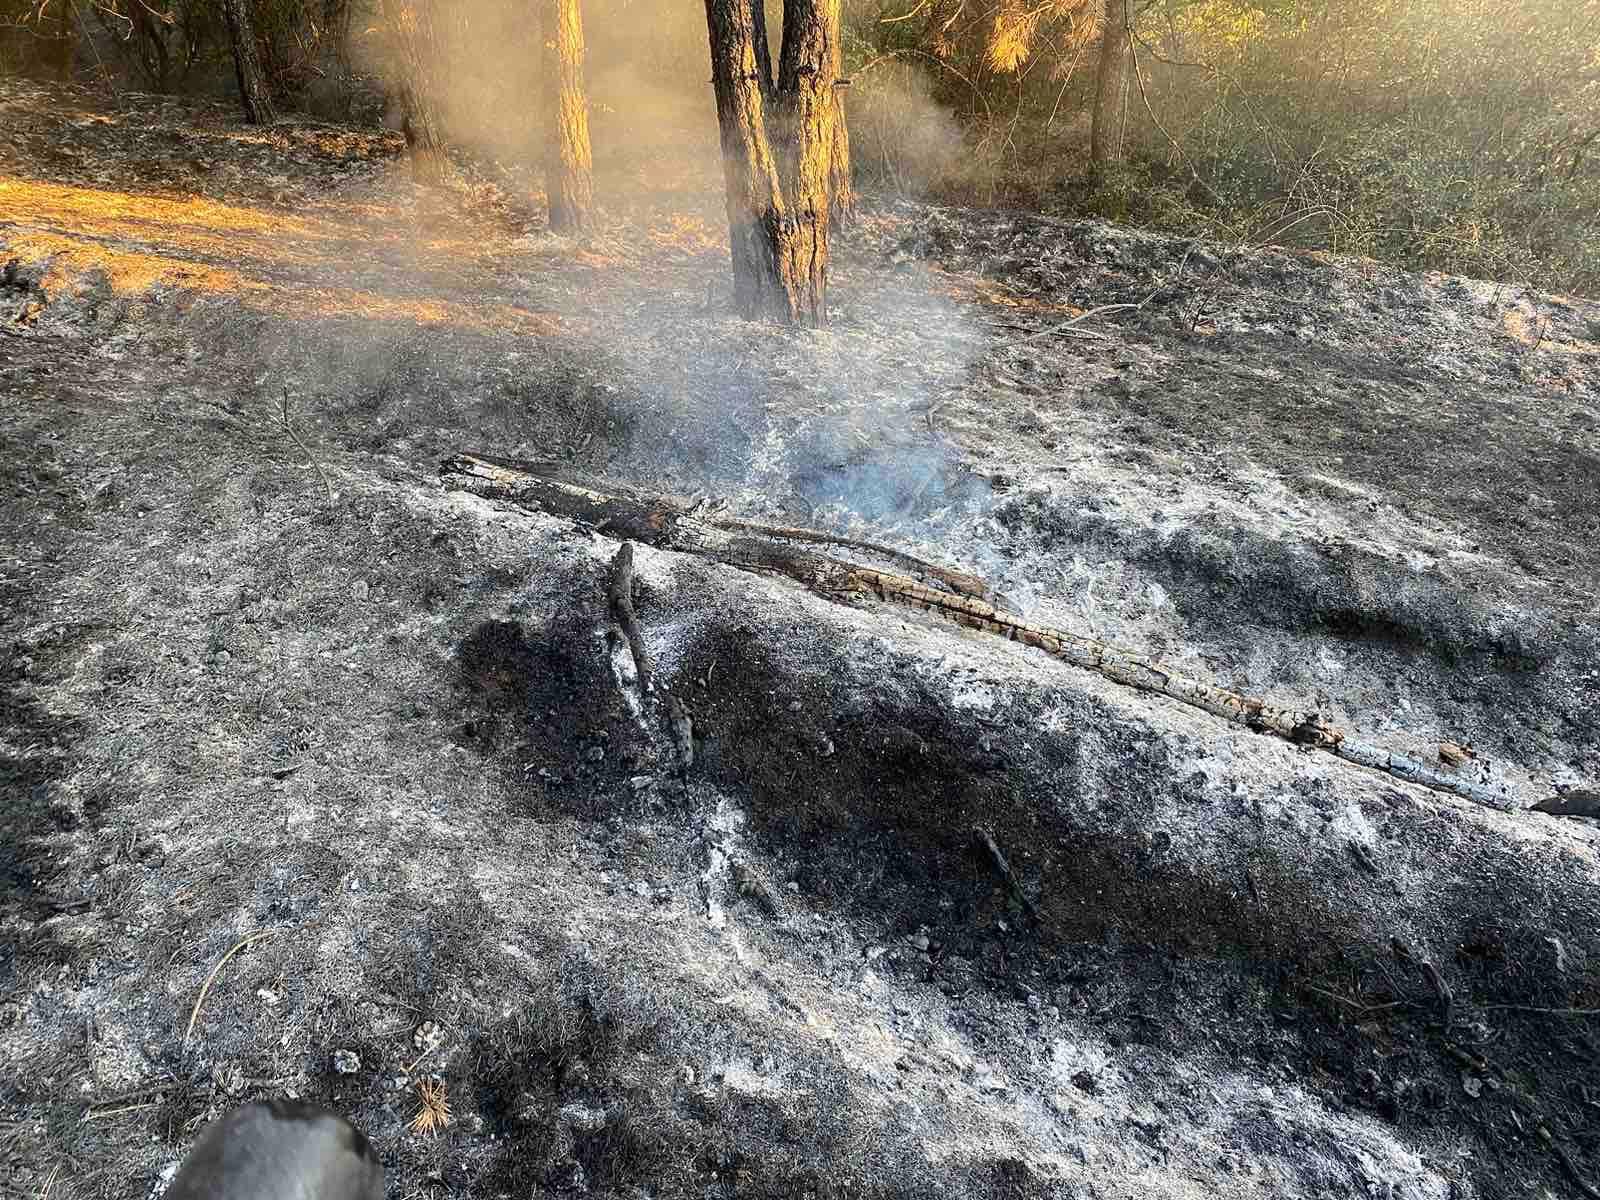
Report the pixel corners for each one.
[1089,0,1129,172]
[130,0,171,91]
[773,0,838,315]
[750,0,775,96]
[828,74,854,226]
[380,0,449,183]
[541,0,594,233]
[399,92,449,183]
[704,0,838,324]
[324,0,353,68]
[37,6,76,82]
[222,0,277,125]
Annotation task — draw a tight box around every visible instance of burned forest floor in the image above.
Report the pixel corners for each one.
[3,78,1600,1200]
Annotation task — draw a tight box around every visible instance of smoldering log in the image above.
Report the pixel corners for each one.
[441,451,1544,814]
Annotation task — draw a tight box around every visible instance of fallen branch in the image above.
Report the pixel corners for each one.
[1011,301,1143,345]
[441,453,1523,812]
[609,542,655,695]
[974,826,1041,924]
[706,515,1000,604]
[607,540,694,770]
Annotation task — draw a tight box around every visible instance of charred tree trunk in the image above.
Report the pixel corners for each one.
[704,0,839,325]
[773,0,837,314]
[380,0,449,183]
[222,0,277,125]
[541,0,595,233]
[1089,0,1129,172]
[398,93,448,183]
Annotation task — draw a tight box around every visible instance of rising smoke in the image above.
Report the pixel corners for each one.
[331,0,994,591]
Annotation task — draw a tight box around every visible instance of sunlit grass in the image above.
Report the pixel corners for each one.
[0,178,562,335]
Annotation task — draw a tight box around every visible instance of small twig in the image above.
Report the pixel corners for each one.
[83,1083,180,1109]
[1442,1042,1488,1073]
[280,387,334,503]
[608,542,654,695]
[1541,1125,1600,1200]
[973,827,1041,924]
[1005,234,1210,348]
[1346,840,1381,875]
[1011,302,1142,345]
[1484,1004,1600,1017]
[183,929,280,1048]
[1303,983,1412,1015]
[82,1102,161,1121]
[988,319,1109,341]
[401,1033,443,1075]
[1420,960,1455,1029]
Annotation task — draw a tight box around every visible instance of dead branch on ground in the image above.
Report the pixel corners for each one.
[974,827,1041,923]
[609,542,655,696]
[607,540,694,771]
[441,452,1524,813]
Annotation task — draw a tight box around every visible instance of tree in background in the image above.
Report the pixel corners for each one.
[1087,0,1128,171]
[542,0,595,232]
[378,0,450,181]
[704,0,842,324]
[130,0,173,91]
[322,0,352,68]
[222,0,278,123]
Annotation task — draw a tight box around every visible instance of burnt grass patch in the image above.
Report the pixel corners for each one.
[465,953,948,1200]
[5,81,1599,1200]
[990,488,1598,764]
[652,613,1600,1198]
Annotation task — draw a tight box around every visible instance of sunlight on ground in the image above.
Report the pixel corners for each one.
[0,177,563,335]
[2,178,341,245]
[645,213,725,256]
[1503,306,1600,355]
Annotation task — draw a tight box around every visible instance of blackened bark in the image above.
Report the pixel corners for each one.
[704,0,839,324]
[704,0,794,320]
[1089,0,1129,171]
[380,0,449,183]
[222,0,277,125]
[542,0,595,233]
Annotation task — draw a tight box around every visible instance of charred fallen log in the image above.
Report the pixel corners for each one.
[441,451,1528,812]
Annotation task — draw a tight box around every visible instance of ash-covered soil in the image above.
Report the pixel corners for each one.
[2,78,1598,1200]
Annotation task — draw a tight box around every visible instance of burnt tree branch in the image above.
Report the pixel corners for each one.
[442,452,1533,813]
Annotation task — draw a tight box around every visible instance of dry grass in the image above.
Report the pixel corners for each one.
[408,1077,452,1135]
